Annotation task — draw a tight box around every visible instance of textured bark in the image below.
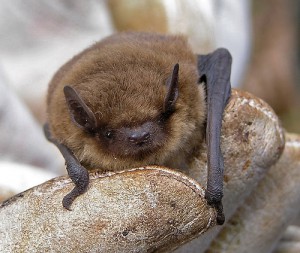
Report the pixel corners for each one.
[207,133,300,253]
[175,89,285,252]
[274,242,300,253]
[0,167,216,253]
[274,225,300,253]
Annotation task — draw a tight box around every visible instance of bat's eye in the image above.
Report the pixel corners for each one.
[105,130,113,139]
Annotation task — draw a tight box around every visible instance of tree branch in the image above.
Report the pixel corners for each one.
[0,90,286,252]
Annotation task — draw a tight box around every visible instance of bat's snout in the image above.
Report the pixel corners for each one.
[124,122,153,147]
[128,130,150,146]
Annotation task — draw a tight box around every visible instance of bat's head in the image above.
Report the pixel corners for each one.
[64,63,178,157]
[62,61,205,170]
[55,35,206,170]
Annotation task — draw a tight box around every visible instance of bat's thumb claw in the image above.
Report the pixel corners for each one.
[62,194,74,211]
[216,206,225,225]
[205,190,225,225]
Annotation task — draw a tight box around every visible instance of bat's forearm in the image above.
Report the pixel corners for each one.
[198,48,232,225]
[43,124,89,209]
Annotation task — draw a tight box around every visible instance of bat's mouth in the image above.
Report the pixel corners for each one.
[109,138,162,160]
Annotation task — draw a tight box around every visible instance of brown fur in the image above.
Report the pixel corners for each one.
[47,32,206,171]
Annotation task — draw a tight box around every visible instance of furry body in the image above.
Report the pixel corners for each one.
[47,32,206,172]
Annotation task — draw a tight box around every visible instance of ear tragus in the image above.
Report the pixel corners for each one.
[163,63,179,113]
[63,85,97,132]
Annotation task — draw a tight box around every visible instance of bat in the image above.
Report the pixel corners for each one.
[44,32,232,225]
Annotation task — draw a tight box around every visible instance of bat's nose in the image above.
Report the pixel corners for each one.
[128,131,150,145]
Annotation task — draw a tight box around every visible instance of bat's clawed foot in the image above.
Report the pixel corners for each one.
[62,184,88,210]
[63,162,90,210]
[205,190,225,225]
[62,191,76,210]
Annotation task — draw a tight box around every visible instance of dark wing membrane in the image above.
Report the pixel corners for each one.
[197,48,232,225]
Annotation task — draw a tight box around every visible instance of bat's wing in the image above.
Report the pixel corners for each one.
[197,48,232,225]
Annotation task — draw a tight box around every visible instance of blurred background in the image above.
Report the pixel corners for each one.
[0,0,299,204]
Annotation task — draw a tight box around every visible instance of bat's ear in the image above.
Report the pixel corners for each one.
[163,63,179,113]
[63,85,97,133]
